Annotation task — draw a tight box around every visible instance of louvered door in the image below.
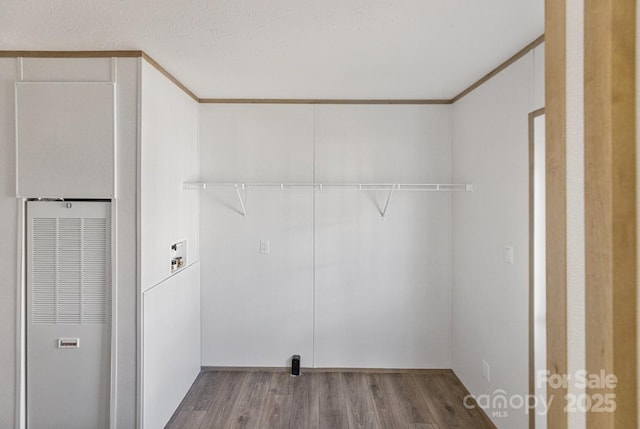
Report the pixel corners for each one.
[27,201,111,429]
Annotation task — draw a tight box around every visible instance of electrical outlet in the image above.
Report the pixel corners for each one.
[260,240,270,254]
[482,360,491,382]
[503,245,514,264]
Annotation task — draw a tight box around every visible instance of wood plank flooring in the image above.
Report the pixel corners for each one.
[165,370,495,429]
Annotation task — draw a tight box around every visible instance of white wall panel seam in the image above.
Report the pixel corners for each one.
[450,104,454,370]
[14,199,25,429]
[14,57,23,429]
[109,56,118,429]
[135,56,143,429]
[312,104,317,369]
[141,263,201,294]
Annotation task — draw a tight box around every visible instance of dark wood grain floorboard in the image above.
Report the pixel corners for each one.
[192,371,225,412]
[407,424,439,429]
[166,370,495,429]
[289,371,319,429]
[165,372,208,428]
[166,371,223,429]
[230,371,272,429]
[318,372,349,429]
[366,373,407,429]
[412,372,495,429]
[387,373,437,425]
[413,373,464,428]
[197,371,249,429]
[176,372,206,411]
[165,410,206,429]
[267,371,292,395]
[257,393,293,429]
[446,373,497,428]
[342,372,379,429]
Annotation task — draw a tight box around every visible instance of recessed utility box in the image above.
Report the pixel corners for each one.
[171,240,187,274]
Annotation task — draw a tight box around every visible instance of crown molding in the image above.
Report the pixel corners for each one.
[0,35,544,105]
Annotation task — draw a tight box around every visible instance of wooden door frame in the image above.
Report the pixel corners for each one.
[584,0,637,428]
[546,0,638,427]
[545,0,568,427]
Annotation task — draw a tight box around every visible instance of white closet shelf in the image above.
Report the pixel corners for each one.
[183,182,473,218]
[183,182,473,192]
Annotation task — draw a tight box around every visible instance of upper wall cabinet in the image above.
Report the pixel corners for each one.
[16,82,115,198]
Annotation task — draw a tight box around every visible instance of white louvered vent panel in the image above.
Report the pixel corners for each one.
[31,215,108,325]
[82,218,108,324]
[57,218,82,324]
[32,218,57,324]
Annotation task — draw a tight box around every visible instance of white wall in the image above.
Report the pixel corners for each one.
[451,45,544,429]
[313,105,452,368]
[0,57,20,429]
[112,57,140,429]
[143,264,201,429]
[140,60,201,428]
[140,60,200,292]
[0,57,139,428]
[199,104,315,367]
[199,104,453,368]
[533,114,547,429]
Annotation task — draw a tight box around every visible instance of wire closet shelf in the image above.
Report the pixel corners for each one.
[183,182,473,191]
[183,182,474,218]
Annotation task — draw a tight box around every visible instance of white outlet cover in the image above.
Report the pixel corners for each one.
[503,245,514,264]
[260,240,270,254]
[482,360,490,382]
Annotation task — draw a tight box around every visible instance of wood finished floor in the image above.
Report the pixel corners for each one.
[165,370,495,429]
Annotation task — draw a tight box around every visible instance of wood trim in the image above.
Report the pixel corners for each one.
[0,50,143,58]
[201,366,453,374]
[0,36,545,106]
[584,0,637,427]
[545,0,568,426]
[140,52,200,103]
[301,367,453,374]
[529,107,545,429]
[450,35,545,103]
[0,50,200,102]
[204,33,545,106]
[199,98,451,105]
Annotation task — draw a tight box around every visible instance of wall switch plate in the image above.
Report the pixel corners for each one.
[260,240,270,254]
[482,360,490,382]
[503,245,514,264]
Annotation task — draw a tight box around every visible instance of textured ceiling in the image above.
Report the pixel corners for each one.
[0,0,544,99]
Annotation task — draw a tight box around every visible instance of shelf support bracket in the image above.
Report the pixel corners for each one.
[381,185,395,219]
[235,185,247,217]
